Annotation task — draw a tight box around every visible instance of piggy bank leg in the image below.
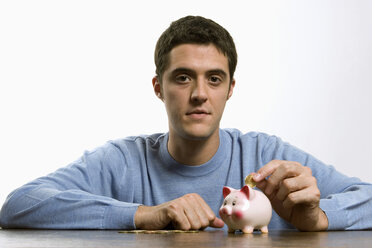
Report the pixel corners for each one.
[242,226,254,234]
[260,226,268,233]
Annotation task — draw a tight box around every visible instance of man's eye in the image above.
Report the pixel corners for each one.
[176,75,190,83]
[209,76,222,84]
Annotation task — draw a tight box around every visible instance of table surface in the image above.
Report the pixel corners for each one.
[1,229,372,248]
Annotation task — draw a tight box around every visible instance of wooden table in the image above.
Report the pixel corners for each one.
[1,229,371,248]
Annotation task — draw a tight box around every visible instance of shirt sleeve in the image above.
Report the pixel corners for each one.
[261,134,372,230]
[0,142,141,229]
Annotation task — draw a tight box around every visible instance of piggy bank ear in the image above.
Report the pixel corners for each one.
[240,185,250,200]
[223,186,232,198]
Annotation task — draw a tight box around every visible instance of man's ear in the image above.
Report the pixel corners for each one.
[152,76,163,101]
[227,79,235,100]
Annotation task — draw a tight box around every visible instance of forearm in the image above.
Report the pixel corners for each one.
[0,186,140,229]
[320,183,372,230]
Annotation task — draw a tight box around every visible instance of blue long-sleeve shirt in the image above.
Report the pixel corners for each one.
[1,129,372,230]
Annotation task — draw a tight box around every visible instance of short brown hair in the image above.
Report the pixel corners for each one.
[154,16,237,83]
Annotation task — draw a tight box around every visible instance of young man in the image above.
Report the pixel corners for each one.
[1,16,371,231]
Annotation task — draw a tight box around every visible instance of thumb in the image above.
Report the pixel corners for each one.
[255,177,268,192]
[210,217,225,228]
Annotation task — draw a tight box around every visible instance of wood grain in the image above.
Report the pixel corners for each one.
[0,229,371,248]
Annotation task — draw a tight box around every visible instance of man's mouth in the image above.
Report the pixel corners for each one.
[186,109,211,119]
[186,109,210,115]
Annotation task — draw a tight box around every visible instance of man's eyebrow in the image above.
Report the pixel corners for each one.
[170,67,196,77]
[170,68,228,78]
[207,69,228,78]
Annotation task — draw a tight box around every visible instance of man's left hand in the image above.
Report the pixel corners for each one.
[253,160,329,231]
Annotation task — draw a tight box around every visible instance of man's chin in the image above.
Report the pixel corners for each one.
[178,127,218,141]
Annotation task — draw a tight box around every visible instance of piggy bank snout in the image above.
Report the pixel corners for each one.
[219,207,232,216]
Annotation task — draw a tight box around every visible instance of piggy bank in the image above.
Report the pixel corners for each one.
[219,185,272,234]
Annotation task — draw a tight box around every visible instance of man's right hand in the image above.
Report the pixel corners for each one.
[134,193,225,230]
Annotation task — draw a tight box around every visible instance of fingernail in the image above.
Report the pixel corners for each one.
[253,173,262,181]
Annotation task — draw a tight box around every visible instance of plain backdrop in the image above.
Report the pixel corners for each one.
[1,0,371,206]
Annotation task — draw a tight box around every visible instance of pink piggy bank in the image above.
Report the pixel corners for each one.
[219,185,272,234]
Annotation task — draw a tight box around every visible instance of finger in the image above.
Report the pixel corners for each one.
[184,205,203,230]
[170,211,191,230]
[166,200,192,230]
[184,193,224,229]
[193,194,218,228]
[181,193,215,230]
[210,217,225,228]
[254,160,283,182]
[255,178,267,192]
[264,161,304,196]
[276,176,315,201]
[282,185,320,208]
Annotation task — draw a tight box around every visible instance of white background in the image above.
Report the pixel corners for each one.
[1,0,371,206]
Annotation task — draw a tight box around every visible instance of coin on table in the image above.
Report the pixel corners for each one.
[244,174,256,188]
[144,230,173,234]
[118,230,146,234]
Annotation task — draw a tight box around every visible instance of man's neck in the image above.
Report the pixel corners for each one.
[167,130,220,166]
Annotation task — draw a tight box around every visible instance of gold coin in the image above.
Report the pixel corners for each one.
[118,230,146,234]
[119,230,200,234]
[245,174,256,188]
[144,230,170,234]
[178,230,199,233]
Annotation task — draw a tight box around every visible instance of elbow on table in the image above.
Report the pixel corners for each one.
[0,195,31,229]
[0,202,14,228]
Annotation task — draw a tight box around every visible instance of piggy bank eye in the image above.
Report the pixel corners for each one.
[232,201,236,206]
[223,201,227,206]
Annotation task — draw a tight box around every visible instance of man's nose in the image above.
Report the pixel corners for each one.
[190,80,208,104]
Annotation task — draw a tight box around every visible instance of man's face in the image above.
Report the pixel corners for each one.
[153,43,235,141]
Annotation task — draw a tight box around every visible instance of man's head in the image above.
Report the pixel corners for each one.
[152,16,236,145]
[154,16,237,84]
